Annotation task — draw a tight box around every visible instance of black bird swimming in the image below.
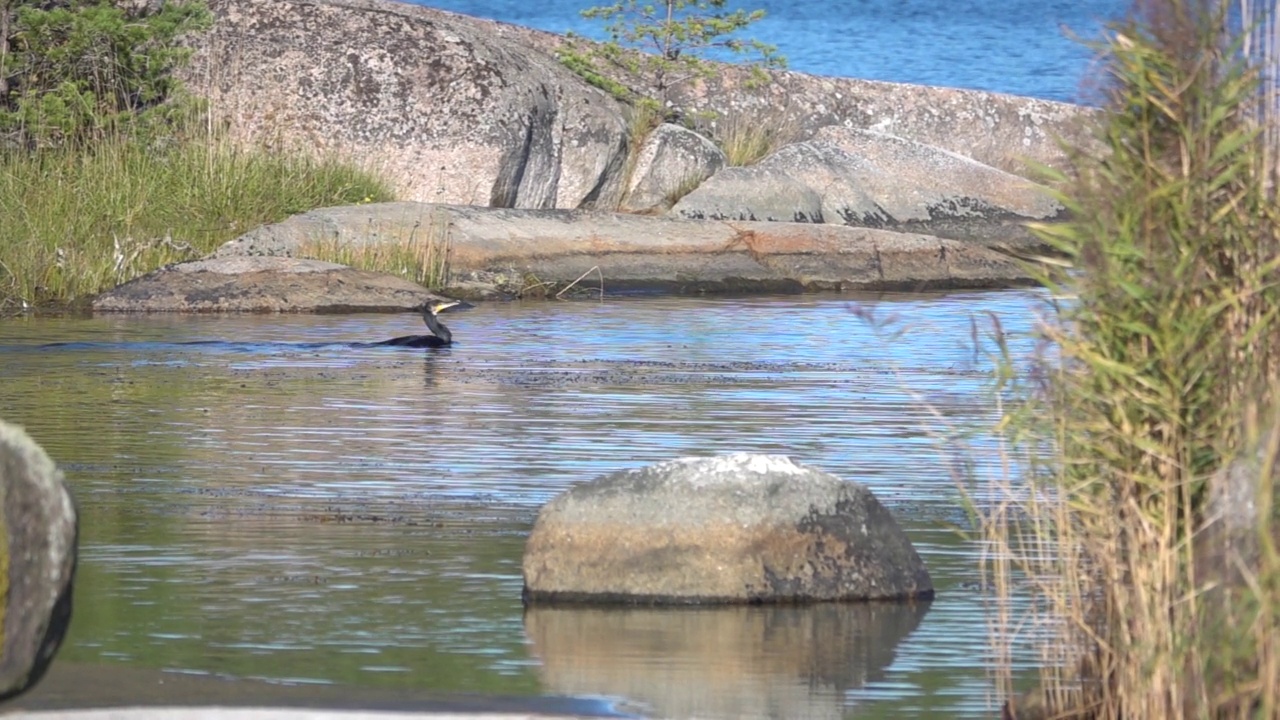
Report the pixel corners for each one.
[373,299,463,348]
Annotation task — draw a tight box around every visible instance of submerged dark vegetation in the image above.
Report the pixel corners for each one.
[984,0,1280,717]
[0,0,395,311]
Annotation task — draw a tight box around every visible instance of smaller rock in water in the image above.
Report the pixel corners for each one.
[0,420,77,700]
[522,453,933,605]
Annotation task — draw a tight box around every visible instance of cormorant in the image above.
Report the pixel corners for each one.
[373,299,462,348]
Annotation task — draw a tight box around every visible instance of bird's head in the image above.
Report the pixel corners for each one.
[424,299,462,316]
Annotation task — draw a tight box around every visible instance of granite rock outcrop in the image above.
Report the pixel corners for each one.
[183,0,1093,215]
[186,0,629,209]
[486,24,1099,177]
[621,123,727,214]
[672,128,1063,243]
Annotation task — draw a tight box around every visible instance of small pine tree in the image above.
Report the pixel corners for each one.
[562,0,784,112]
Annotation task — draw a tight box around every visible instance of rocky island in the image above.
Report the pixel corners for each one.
[94,0,1097,311]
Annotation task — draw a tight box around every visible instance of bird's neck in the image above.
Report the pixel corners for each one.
[423,311,452,344]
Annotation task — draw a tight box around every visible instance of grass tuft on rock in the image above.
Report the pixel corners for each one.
[711,105,797,166]
[297,205,452,290]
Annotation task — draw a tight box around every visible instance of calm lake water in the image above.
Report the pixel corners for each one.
[416,0,1128,102]
[0,291,1049,718]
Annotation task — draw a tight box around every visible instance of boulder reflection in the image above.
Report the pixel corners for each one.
[525,601,931,719]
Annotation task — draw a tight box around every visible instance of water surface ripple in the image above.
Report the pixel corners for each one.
[0,291,1049,718]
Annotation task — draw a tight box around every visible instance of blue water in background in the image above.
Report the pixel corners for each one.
[413,0,1128,102]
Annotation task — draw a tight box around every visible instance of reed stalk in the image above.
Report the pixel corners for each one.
[984,1,1280,717]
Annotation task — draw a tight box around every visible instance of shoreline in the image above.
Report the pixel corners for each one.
[7,662,625,718]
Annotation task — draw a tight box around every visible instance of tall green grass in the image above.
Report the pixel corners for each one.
[984,1,1280,718]
[0,125,394,310]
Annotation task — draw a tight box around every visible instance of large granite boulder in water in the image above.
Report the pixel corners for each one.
[185,0,629,209]
[0,420,77,700]
[522,454,933,604]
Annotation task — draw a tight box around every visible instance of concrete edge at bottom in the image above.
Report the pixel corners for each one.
[5,710,603,720]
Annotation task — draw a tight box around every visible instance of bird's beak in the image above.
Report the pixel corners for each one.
[434,300,463,314]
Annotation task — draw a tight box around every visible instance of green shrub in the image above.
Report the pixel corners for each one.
[0,0,400,311]
[0,0,212,147]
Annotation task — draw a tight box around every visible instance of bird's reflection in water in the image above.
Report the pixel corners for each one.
[422,352,445,388]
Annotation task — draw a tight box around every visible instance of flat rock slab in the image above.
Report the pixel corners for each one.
[522,454,933,605]
[92,257,449,313]
[0,420,77,701]
[213,202,1040,300]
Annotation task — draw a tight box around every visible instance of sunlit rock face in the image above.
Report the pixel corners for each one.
[484,22,1098,178]
[180,0,1096,217]
[185,0,629,209]
[523,453,933,604]
[672,127,1063,245]
[621,123,727,214]
[669,68,1098,178]
[0,420,77,700]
